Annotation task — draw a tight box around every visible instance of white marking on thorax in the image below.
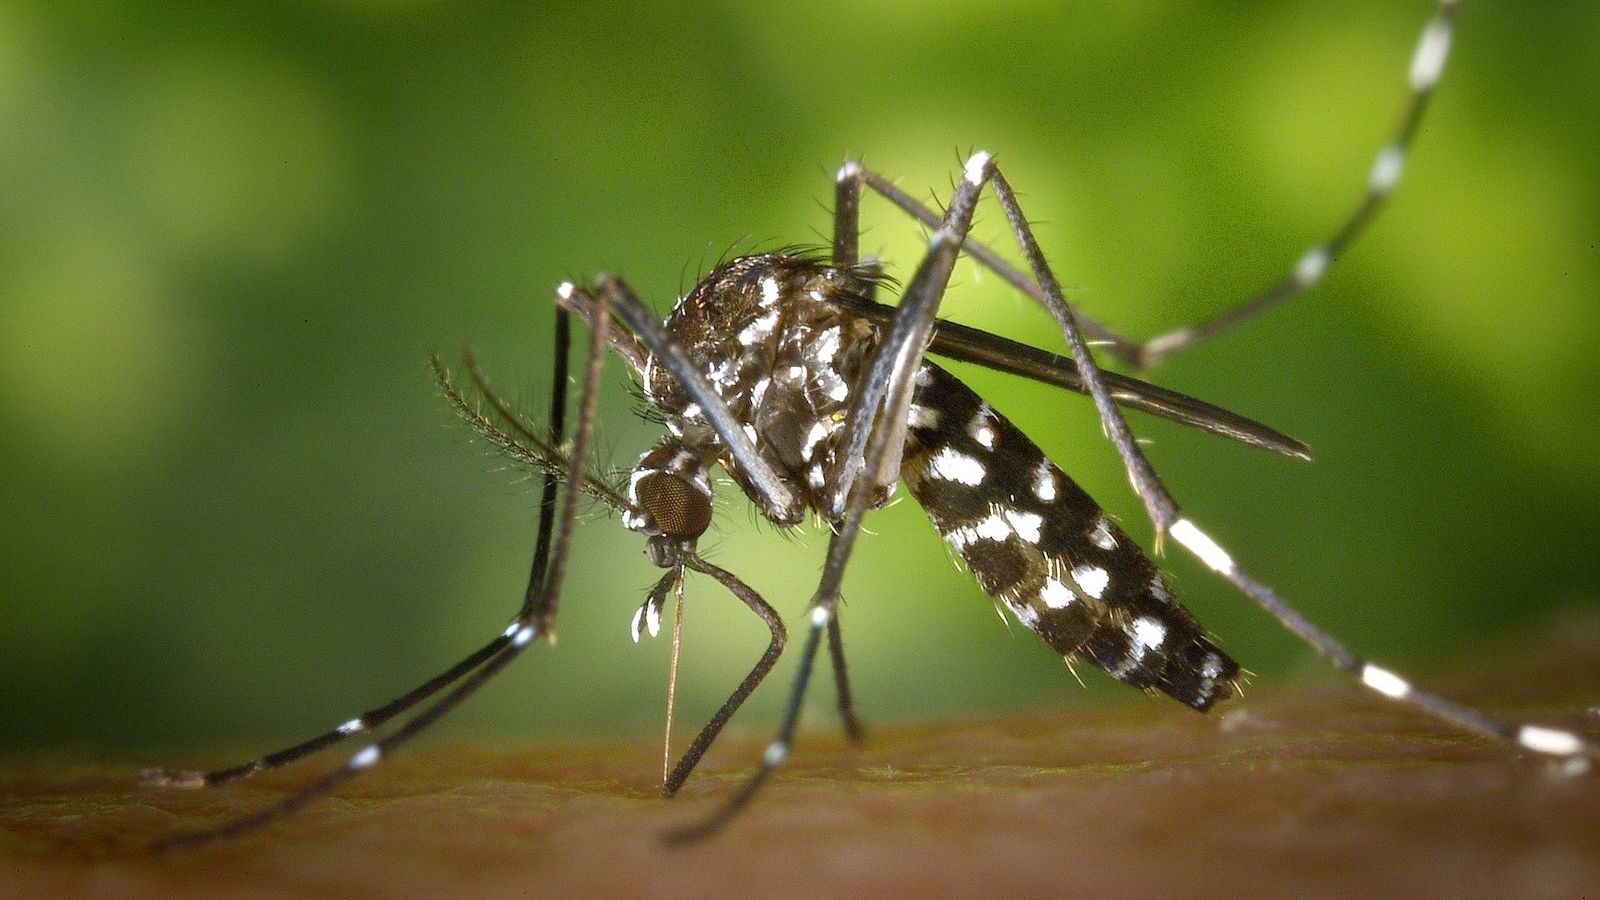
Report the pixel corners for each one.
[738,308,780,347]
[801,420,834,462]
[813,325,841,364]
[707,358,737,387]
[820,373,850,402]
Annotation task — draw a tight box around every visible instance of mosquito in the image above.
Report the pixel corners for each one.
[143,0,1596,850]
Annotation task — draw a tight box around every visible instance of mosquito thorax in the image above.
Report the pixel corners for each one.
[645,253,889,524]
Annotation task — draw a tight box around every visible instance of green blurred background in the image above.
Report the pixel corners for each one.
[2,1,1597,755]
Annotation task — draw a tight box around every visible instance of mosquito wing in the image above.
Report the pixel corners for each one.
[828,294,1310,461]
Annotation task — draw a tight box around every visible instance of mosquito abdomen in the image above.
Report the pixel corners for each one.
[900,362,1238,711]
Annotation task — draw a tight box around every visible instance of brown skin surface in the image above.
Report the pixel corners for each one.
[6,622,1599,900]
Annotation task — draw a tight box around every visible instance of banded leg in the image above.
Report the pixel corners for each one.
[969,152,1600,769]
[142,306,583,794]
[834,0,1464,371]
[140,636,513,791]
[150,296,609,850]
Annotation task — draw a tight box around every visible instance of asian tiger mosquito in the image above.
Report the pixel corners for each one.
[144,0,1597,850]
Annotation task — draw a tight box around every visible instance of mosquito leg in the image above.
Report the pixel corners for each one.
[513,296,606,637]
[663,603,825,846]
[823,163,876,744]
[985,162,1181,536]
[843,160,1130,354]
[151,293,609,851]
[523,306,571,613]
[141,635,514,790]
[833,160,863,267]
[828,155,992,515]
[1133,0,1463,368]
[848,3,1463,372]
[145,307,579,793]
[833,155,1132,356]
[827,612,866,744]
[980,157,1600,769]
[661,554,787,798]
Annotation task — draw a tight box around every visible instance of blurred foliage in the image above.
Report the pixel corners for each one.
[1,1,1596,753]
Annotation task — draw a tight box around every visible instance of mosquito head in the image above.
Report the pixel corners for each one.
[626,439,715,568]
[636,469,711,568]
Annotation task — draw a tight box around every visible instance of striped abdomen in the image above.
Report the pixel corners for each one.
[900,362,1238,711]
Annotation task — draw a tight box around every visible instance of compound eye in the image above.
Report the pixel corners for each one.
[634,470,712,539]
